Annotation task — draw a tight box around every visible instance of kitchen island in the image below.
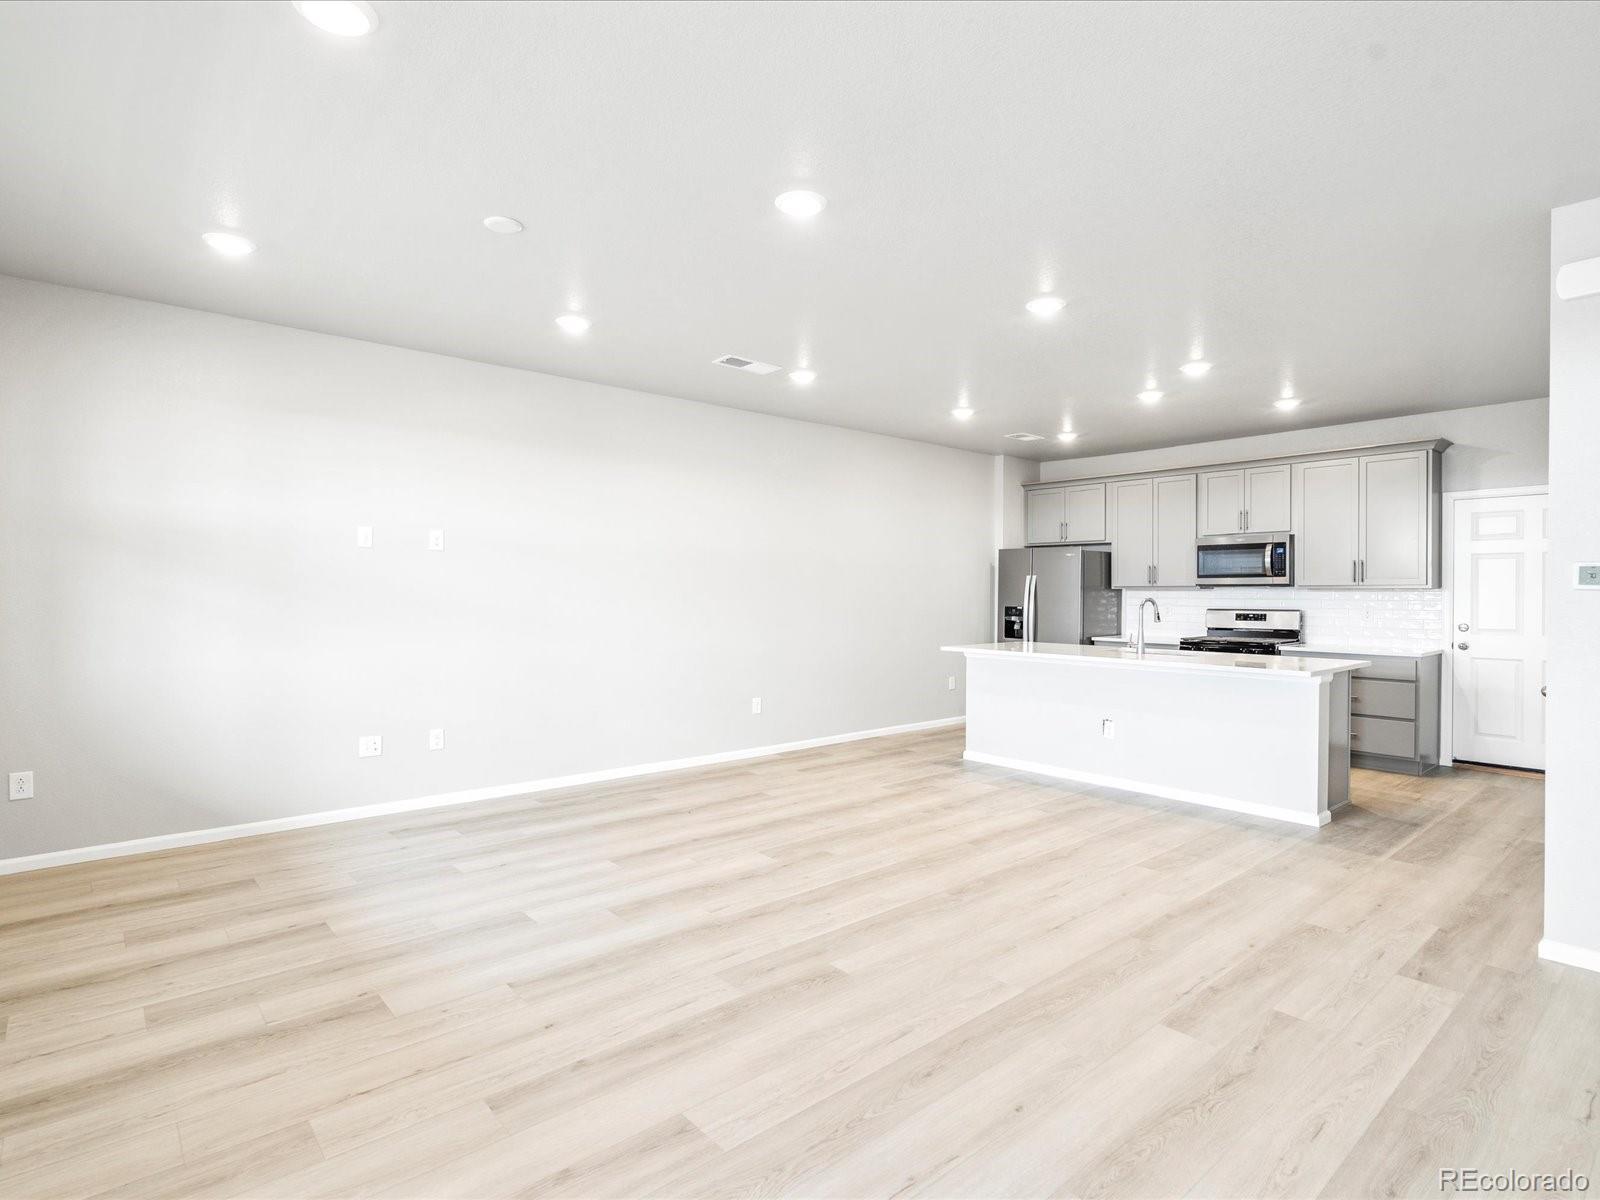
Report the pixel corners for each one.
[942,642,1370,826]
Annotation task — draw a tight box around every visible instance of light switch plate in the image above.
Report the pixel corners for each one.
[427,529,445,552]
[356,526,373,549]
[358,735,382,758]
[9,771,32,800]
[428,728,445,751]
[1576,563,1600,589]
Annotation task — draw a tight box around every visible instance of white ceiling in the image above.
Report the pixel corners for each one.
[1,1,1595,460]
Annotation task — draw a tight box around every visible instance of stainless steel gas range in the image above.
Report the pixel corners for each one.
[1178,609,1303,656]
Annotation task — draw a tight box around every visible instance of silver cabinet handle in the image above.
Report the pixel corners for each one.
[1352,560,1358,583]
[1542,685,1547,697]
[1360,559,1365,583]
[1153,564,1158,585]
[1458,642,1469,650]
[1064,522,1069,540]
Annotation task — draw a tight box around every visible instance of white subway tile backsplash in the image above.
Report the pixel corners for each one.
[1118,587,1447,654]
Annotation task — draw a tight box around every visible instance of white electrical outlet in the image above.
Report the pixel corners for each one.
[358,735,382,758]
[428,728,445,751]
[947,675,957,691]
[1101,718,1115,739]
[427,529,445,552]
[9,771,33,800]
[751,697,762,715]
[356,526,373,549]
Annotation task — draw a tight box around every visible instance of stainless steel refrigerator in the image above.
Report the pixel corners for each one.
[997,545,1122,643]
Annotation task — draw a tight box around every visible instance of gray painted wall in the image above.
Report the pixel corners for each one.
[1038,397,1549,491]
[0,276,995,859]
[1545,198,1600,959]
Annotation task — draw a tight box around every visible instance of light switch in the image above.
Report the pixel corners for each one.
[427,529,445,552]
[358,735,382,758]
[1576,564,1600,589]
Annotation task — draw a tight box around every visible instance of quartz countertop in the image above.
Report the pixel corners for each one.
[944,642,1370,679]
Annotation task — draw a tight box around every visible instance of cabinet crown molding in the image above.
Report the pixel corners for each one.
[1024,438,1452,489]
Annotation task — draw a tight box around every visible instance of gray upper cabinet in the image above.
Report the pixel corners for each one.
[1198,465,1290,535]
[1108,473,1195,587]
[1244,464,1292,531]
[1025,483,1105,545]
[1064,483,1107,542]
[1197,470,1245,536]
[1359,450,1431,587]
[1153,474,1198,586]
[1028,439,1442,587]
[1109,478,1154,587]
[1025,486,1066,546]
[1293,457,1361,585]
[1294,448,1438,587]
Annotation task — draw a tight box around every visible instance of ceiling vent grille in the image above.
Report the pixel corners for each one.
[1004,432,1046,442]
[713,354,781,375]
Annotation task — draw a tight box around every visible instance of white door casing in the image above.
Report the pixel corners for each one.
[1450,493,1548,770]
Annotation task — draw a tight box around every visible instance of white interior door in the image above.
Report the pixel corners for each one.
[1451,493,1548,769]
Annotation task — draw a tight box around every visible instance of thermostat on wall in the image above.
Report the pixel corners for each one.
[1576,564,1600,589]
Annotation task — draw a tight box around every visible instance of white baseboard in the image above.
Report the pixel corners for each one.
[0,716,965,878]
[1538,938,1600,975]
[961,750,1330,828]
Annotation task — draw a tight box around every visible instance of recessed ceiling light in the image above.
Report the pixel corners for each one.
[555,313,591,336]
[951,406,975,421]
[482,215,523,235]
[1179,360,1212,378]
[291,0,378,37]
[774,190,826,219]
[1274,397,1301,411]
[1137,389,1164,404]
[202,230,256,258]
[1056,430,1079,443]
[1025,295,1066,318]
[788,369,816,386]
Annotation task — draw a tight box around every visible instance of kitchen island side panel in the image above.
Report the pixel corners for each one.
[962,655,1332,825]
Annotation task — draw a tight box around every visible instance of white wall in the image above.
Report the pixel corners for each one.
[1544,197,1600,965]
[1039,397,1549,491]
[0,276,995,860]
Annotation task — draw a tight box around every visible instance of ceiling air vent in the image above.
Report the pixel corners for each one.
[1004,432,1046,442]
[713,354,781,375]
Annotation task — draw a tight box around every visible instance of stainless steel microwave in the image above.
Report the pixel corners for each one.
[1195,533,1294,586]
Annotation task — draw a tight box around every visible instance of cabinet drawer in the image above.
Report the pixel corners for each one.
[1350,678,1416,720]
[1354,656,1418,682]
[1350,715,1417,760]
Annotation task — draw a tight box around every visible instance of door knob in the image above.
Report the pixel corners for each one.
[1457,642,1469,650]
[1541,685,1547,697]
[1457,623,1469,632]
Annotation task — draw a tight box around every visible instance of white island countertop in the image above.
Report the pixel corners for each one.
[943,641,1370,679]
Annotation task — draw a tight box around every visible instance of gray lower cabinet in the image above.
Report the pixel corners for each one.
[1296,650,1441,774]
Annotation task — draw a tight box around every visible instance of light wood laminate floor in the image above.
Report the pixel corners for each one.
[1,727,1594,1199]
